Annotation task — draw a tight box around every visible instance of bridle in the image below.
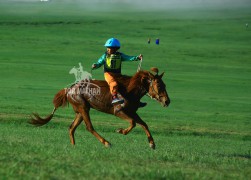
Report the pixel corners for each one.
[145,79,163,101]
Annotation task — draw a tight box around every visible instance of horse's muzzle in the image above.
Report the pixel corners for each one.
[163,99,170,107]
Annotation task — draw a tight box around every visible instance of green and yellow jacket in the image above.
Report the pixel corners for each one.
[93,52,139,73]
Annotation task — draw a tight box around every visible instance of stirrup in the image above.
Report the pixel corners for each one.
[112,98,124,105]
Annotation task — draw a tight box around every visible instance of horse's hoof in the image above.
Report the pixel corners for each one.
[116,128,123,134]
[105,142,111,148]
[149,143,156,149]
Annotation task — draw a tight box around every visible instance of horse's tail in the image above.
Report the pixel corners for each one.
[29,89,68,126]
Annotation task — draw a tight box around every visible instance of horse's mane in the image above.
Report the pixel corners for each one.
[112,70,150,95]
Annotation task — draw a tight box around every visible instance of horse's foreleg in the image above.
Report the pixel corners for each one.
[134,113,155,149]
[79,108,111,147]
[69,113,83,145]
[116,113,136,135]
[116,112,155,149]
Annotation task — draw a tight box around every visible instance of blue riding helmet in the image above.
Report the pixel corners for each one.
[104,38,120,48]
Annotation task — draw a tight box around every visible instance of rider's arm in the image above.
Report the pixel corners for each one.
[121,53,142,61]
[92,54,106,69]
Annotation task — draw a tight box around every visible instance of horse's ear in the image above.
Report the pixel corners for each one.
[150,67,159,75]
[159,72,165,79]
[148,72,155,80]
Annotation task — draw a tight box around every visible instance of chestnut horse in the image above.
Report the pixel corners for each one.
[29,67,170,149]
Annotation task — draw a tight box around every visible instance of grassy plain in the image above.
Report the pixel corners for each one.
[0,1,251,179]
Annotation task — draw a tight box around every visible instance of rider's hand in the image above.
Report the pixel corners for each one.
[92,64,97,69]
[137,54,143,60]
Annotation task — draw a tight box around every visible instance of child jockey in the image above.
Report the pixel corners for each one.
[91,38,144,105]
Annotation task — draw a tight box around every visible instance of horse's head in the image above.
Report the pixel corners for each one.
[142,67,170,107]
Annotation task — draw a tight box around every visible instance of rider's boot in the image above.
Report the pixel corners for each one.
[112,94,124,114]
[111,94,124,105]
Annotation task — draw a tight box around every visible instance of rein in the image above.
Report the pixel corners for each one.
[137,58,143,72]
[145,79,162,101]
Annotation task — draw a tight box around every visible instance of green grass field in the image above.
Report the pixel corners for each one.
[0,1,251,179]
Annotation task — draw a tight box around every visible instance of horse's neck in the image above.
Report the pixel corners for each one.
[126,75,147,100]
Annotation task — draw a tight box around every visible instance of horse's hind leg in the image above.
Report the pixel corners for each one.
[78,108,111,147]
[69,113,83,145]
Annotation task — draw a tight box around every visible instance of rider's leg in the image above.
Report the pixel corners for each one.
[104,72,124,104]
